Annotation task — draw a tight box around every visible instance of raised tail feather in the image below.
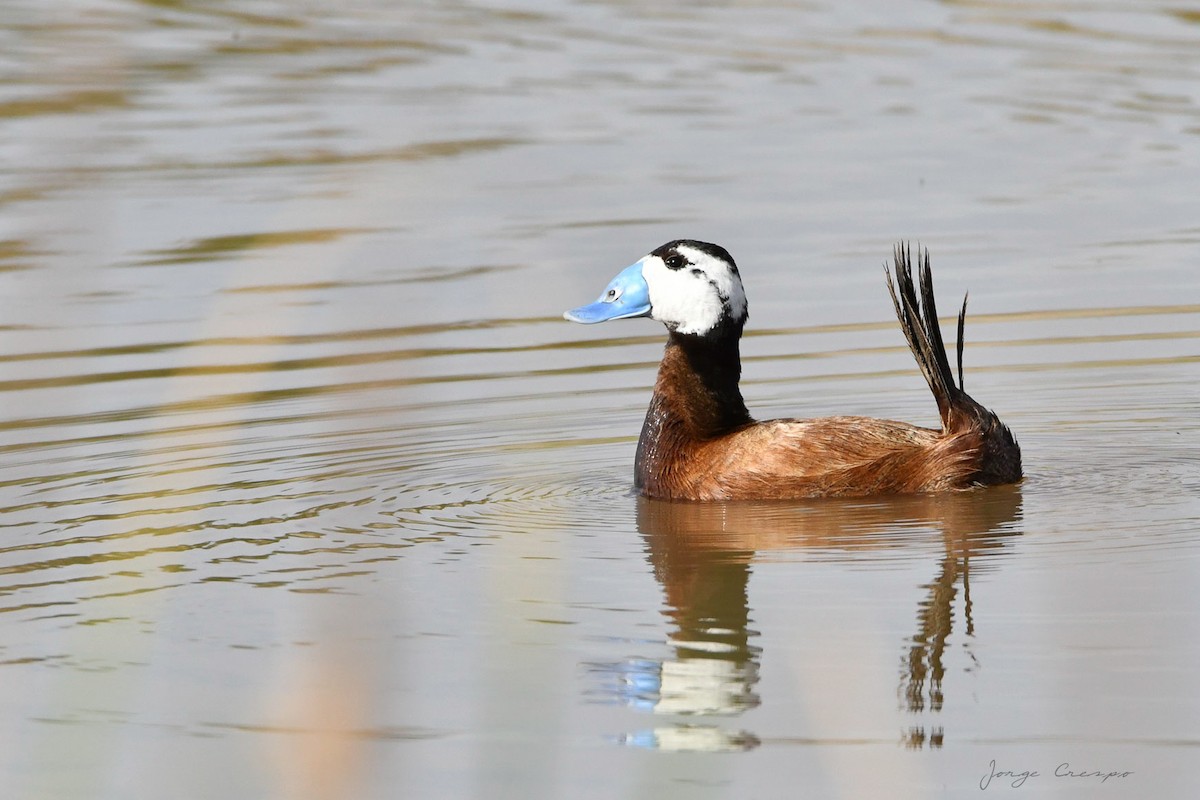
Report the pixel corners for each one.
[885,244,964,430]
[885,244,1022,485]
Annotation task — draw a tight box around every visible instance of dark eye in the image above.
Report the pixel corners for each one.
[664,254,686,270]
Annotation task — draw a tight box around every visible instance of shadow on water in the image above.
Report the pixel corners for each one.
[603,485,1023,752]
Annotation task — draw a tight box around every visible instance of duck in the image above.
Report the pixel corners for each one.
[563,240,1021,501]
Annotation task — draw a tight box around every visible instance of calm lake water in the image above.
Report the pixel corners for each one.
[2,1,1198,798]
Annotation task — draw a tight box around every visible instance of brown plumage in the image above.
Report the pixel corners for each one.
[566,241,1022,501]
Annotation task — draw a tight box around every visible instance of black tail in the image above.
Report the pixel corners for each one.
[885,243,965,430]
[885,244,1022,484]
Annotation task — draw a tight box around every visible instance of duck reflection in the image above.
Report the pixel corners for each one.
[606,485,1022,751]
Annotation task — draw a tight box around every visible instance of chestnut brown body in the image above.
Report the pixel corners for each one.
[632,247,1021,501]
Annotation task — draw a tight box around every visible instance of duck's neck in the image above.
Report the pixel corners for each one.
[635,330,752,492]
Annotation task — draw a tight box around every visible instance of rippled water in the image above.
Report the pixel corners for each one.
[2,1,1199,798]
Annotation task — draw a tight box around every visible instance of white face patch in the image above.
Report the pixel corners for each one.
[640,244,748,335]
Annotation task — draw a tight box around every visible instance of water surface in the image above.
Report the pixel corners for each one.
[1,1,1198,798]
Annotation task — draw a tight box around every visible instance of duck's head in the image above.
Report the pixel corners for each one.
[563,240,748,337]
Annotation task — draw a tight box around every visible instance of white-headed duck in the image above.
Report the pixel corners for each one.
[564,240,1021,501]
